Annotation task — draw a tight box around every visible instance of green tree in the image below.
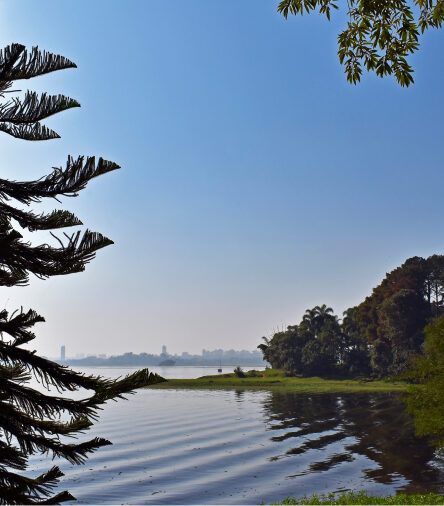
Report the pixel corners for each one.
[258,306,343,376]
[277,0,444,86]
[298,306,342,375]
[258,326,308,373]
[423,254,444,316]
[301,305,336,337]
[340,307,370,376]
[355,255,444,376]
[406,315,444,451]
[377,288,429,375]
[0,44,164,504]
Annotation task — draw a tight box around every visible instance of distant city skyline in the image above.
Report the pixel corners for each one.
[1,1,443,358]
[52,344,263,361]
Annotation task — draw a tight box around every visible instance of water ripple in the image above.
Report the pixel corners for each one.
[25,377,444,504]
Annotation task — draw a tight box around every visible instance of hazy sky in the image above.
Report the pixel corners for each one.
[1,1,443,358]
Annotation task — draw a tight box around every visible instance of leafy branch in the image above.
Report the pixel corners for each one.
[277,0,444,86]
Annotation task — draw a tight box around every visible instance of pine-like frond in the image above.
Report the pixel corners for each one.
[0,203,82,232]
[1,407,111,463]
[0,156,120,204]
[0,403,96,452]
[0,384,95,421]
[0,441,26,470]
[0,42,150,504]
[0,342,116,392]
[0,44,25,84]
[0,44,78,142]
[0,44,76,83]
[35,416,93,437]
[90,369,166,404]
[0,228,113,286]
[0,92,79,125]
[0,364,30,384]
[0,466,74,504]
[0,268,27,287]
[0,122,60,141]
[37,490,75,504]
[0,309,44,348]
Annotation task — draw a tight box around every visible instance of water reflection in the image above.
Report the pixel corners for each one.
[26,386,444,504]
[262,391,444,493]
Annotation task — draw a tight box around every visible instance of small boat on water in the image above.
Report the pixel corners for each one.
[217,361,222,373]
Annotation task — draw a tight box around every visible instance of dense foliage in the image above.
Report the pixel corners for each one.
[258,255,444,378]
[258,304,369,377]
[277,0,444,86]
[259,305,350,376]
[0,44,164,504]
[405,315,444,450]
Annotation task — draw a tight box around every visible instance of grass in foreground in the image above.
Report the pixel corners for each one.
[147,369,406,393]
[274,491,444,505]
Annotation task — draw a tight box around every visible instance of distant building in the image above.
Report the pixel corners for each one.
[161,345,167,355]
[60,345,66,362]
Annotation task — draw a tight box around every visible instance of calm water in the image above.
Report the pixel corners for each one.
[27,367,444,504]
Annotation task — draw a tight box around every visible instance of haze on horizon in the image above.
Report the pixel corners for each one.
[0,0,443,358]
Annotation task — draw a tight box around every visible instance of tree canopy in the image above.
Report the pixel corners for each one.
[259,305,348,376]
[405,315,444,451]
[277,0,444,86]
[0,44,164,504]
[258,255,444,378]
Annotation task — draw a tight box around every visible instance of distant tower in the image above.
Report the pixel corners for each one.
[60,345,66,362]
[161,345,167,355]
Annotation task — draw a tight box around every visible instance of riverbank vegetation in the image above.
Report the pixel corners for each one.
[258,256,444,379]
[149,369,405,393]
[404,316,444,449]
[255,255,444,449]
[275,491,444,505]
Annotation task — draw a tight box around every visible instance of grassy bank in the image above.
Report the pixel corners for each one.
[274,491,444,504]
[147,369,406,393]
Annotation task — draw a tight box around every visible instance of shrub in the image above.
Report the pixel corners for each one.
[233,366,246,378]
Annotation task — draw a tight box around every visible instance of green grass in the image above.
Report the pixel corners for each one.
[147,369,406,393]
[274,491,444,504]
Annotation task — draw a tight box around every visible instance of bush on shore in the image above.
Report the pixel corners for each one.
[233,366,246,378]
[274,491,444,505]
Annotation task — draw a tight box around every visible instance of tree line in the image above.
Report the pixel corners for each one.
[258,255,444,379]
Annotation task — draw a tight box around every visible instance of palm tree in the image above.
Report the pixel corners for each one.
[302,307,319,336]
[257,336,269,354]
[302,305,335,338]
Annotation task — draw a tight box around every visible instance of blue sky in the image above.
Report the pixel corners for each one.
[1,1,443,357]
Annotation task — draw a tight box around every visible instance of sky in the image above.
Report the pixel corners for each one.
[0,1,443,358]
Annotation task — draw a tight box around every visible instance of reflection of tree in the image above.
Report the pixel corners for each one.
[262,392,443,493]
[234,389,246,402]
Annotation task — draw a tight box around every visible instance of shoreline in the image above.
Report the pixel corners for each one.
[147,371,406,393]
[273,491,444,505]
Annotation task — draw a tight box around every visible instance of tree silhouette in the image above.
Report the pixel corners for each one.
[0,43,164,504]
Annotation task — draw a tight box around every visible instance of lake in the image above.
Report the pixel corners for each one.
[27,366,444,504]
